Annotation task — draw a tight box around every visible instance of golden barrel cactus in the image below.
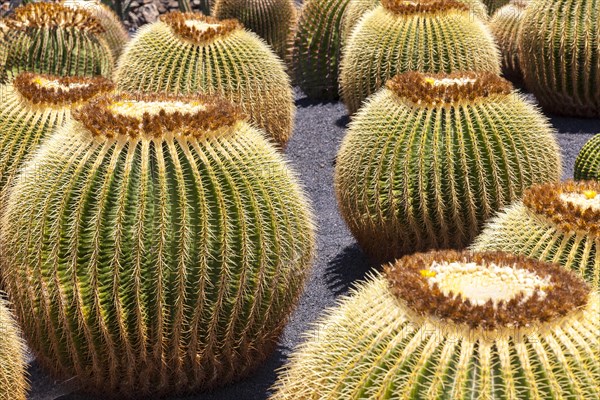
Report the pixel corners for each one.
[0,297,27,400]
[489,0,528,81]
[335,71,561,262]
[575,134,600,181]
[0,92,315,397]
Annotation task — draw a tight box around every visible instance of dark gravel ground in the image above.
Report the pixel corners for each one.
[26,89,598,400]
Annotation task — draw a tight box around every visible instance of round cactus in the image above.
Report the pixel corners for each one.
[472,181,600,289]
[271,250,600,399]
[482,0,509,14]
[518,0,600,117]
[0,72,114,193]
[213,0,297,61]
[489,0,528,82]
[0,92,315,397]
[293,0,352,100]
[0,297,27,400]
[340,0,501,114]
[62,0,129,62]
[1,3,114,80]
[575,134,600,181]
[115,12,294,147]
[335,71,561,262]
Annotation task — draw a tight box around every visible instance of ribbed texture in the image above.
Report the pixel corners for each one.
[518,0,600,117]
[293,0,352,100]
[0,120,315,396]
[482,0,509,14]
[575,134,600,180]
[115,21,294,147]
[472,202,600,289]
[213,0,297,61]
[270,275,600,399]
[0,297,27,400]
[335,86,561,262]
[489,1,527,81]
[340,6,501,114]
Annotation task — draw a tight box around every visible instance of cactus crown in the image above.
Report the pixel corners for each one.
[386,71,513,107]
[13,72,114,106]
[522,181,600,236]
[73,92,244,139]
[160,12,241,44]
[4,2,104,33]
[380,0,469,15]
[384,250,589,330]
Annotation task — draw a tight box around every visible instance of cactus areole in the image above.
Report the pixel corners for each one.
[160,12,241,43]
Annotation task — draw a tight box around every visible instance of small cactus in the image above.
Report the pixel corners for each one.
[0,72,114,193]
[292,0,352,100]
[489,0,528,82]
[340,0,501,114]
[575,134,600,181]
[0,297,27,400]
[1,3,114,80]
[0,92,315,397]
[271,250,600,399]
[518,0,600,117]
[472,180,600,289]
[115,12,294,147]
[213,0,297,61]
[335,71,561,262]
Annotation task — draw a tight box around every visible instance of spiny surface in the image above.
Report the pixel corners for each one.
[489,0,528,81]
[0,297,28,400]
[575,134,600,181]
[335,71,561,262]
[482,0,509,14]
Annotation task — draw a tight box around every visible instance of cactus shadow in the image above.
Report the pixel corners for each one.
[335,115,350,128]
[548,115,600,135]
[295,95,339,108]
[325,243,377,296]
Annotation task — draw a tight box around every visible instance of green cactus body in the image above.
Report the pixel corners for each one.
[292,0,352,100]
[575,134,600,180]
[335,72,561,262]
[482,0,509,14]
[271,250,600,400]
[213,0,297,61]
[2,3,114,80]
[115,13,294,148]
[340,0,501,114]
[63,0,130,62]
[0,72,114,193]
[489,0,528,82]
[518,0,600,117]
[0,92,315,397]
[0,297,27,400]
[472,181,600,289]
[341,0,489,43]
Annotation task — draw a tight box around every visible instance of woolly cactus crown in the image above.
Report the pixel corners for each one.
[380,0,469,14]
[160,12,241,43]
[4,2,104,33]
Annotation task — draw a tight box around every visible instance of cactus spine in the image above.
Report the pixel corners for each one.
[472,181,600,289]
[2,3,114,80]
[518,0,600,117]
[575,134,600,181]
[115,13,294,147]
[271,250,600,399]
[335,72,561,262]
[0,297,27,400]
[340,0,501,114]
[0,92,315,397]
[489,0,528,82]
[213,0,297,61]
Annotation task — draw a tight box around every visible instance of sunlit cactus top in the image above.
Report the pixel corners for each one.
[380,0,470,14]
[4,2,104,33]
[160,12,241,44]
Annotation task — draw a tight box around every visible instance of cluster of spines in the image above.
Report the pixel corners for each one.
[0,297,28,400]
[489,0,528,81]
[575,134,600,181]
[160,12,241,43]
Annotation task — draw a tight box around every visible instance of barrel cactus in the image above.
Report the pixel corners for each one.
[489,0,528,82]
[0,297,27,400]
[0,92,315,397]
[482,0,509,14]
[293,0,352,100]
[335,71,561,262]
[115,12,294,147]
[575,134,600,181]
[518,0,600,117]
[340,0,501,114]
[213,0,297,61]
[271,250,600,399]
[472,180,600,289]
[1,3,114,80]
[63,0,129,62]
[0,72,114,193]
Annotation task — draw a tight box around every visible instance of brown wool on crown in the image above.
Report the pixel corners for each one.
[13,73,114,106]
[380,0,470,15]
[4,2,104,34]
[384,250,590,330]
[160,12,242,44]
[385,71,514,107]
[74,92,246,139]
[522,180,600,236]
